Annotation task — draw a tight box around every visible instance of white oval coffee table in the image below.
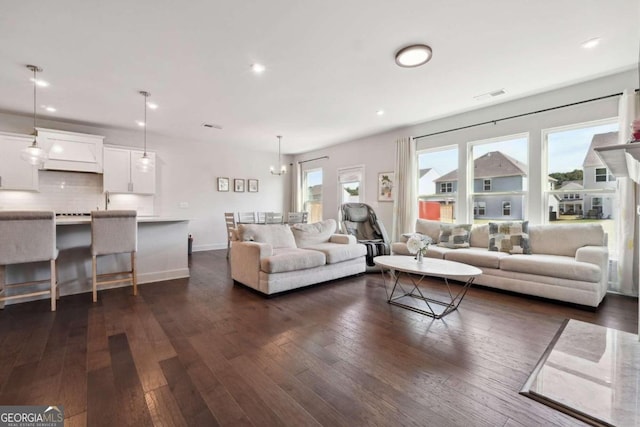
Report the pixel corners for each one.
[374,255,482,319]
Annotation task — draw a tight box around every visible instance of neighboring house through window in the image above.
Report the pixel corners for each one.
[502,201,511,216]
[483,179,491,191]
[303,168,323,223]
[440,182,453,193]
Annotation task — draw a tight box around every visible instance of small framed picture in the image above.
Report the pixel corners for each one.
[217,177,229,192]
[248,179,259,193]
[234,178,245,192]
[378,172,394,202]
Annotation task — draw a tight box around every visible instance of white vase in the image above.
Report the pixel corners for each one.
[416,251,423,263]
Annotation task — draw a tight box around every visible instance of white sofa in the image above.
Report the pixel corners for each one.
[392,219,609,308]
[231,219,367,295]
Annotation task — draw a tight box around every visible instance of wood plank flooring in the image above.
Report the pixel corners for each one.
[0,250,636,426]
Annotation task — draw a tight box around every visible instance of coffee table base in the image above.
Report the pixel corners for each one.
[384,270,475,319]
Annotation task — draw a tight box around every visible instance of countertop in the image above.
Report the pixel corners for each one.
[56,216,190,225]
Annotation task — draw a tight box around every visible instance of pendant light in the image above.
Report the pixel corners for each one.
[136,90,154,172]
[270,135,287,175]
[21,65,48,166]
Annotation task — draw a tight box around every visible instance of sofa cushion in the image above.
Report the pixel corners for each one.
[305,242,367,264]
[414,219,442,243]
[470,224,489,248]
[488,221,531,254]
[529,223,605,257]
[438,224,471,249]
[500,254,601,282]
[391,241,412,256]
[238,224,297,249]
[444,247,510,269]
[260,248,326,273]
[291,219,337,248]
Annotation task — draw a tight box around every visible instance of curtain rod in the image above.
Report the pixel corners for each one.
[412,92,624,140]
[298,155,329,164]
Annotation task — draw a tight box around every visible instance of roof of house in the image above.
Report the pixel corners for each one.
[582,131,619,168]
[558,180,584,191]
[434,151,527,182]
[419,168,433,178]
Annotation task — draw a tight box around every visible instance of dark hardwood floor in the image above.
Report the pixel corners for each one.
[0,250,636,426]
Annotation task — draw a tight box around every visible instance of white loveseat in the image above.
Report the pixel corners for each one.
[231,219,367,295]
[392,219,609,308]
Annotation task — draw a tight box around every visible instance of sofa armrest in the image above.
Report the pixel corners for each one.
[230,241,273,289]
[329,234,357,245]
[576,245,609,297]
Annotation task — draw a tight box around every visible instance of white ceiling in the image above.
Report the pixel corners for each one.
[0,1,638,154]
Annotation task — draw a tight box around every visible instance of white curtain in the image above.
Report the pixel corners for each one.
[392,136,417,242]
[613,89,639,295]
[290,161,302,212]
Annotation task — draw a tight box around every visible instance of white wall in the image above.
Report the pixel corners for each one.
[0,112,290,251]
[295,69,637,233]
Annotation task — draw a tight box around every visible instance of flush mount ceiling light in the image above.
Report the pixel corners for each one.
[21,65,48,166]
[395,44,433,68]
[270,135,287,175]
[376,110,385,116]
[136,91,154,173]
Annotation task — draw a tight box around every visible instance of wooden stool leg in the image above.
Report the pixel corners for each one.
[131,252,137,296]
[50,259,56,311]
[92,255,98,303]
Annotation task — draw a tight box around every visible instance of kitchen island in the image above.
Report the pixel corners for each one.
[4,217,190,304]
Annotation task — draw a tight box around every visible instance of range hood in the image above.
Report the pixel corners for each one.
[36,128,104,173]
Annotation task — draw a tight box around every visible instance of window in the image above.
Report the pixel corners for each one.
[440,182,453,193]
[417,146,458,223]
[502,201,511,216]
[470,134,528,223]
[544,118,619,285]
[338,165,364,205]
[595,168,607,182]
[303,168,323,223]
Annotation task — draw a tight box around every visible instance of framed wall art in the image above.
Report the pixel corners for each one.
[234,178,245,192]
[217,177,229,192]
[248,179,259,192]
[378,172,394,202]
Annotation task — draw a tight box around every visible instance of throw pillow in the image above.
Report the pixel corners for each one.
[237,223,297,249]
[437,224,472,249]
[290,219,337,248]
[488,221,531,254]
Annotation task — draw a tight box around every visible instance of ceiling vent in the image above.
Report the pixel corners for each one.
[474,89,506,101]
[202,123,223,130]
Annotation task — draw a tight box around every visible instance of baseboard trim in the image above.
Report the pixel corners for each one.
[137,268,190,284]
[193,243,226,252]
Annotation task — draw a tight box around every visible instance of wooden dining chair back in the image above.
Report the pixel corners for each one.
[224,212,237,259]
[265,212,284,224]
[238,212,256,224]
[90,210,137,303]
[0,211,58,311]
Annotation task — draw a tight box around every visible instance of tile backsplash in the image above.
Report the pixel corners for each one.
[0,170,154,215]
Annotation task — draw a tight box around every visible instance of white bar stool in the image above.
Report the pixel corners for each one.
[0,211,58,311]
[91,210,137,302]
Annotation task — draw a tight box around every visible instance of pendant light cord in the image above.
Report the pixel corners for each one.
[143,92,148,156]
[32,66,37,146]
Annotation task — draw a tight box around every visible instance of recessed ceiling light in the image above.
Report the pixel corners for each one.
[376,110,385,116]
[45,106,56,112]
[581,37,601,49]
[136,120,145,127]
[251,63,266,74]
[147,102,158,110]
[395,44,433,68]
[29,77,49,87]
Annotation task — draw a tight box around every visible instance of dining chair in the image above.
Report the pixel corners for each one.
[287,211,308,224]
[265,212,284,224]
[238,212,256,224]
[0,211,58,311]
[255,211,266,224]
[224,212,237,259]
[90,210,137,302]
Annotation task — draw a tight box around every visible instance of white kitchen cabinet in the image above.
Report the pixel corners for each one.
[0,131,39,191]
[103,146,156,194]
[36,128,104,173]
